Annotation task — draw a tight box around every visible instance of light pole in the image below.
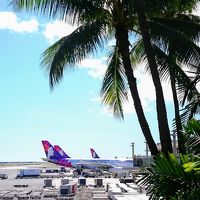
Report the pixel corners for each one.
[131,142,135,166]
[144,141,148,159]
[144,141,149,166]
[171,131,177,156]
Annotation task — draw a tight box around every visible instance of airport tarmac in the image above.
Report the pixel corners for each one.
[0,163,149,199]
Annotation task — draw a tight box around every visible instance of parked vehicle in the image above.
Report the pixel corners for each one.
[0,174,8,179]
[17,169,40,178]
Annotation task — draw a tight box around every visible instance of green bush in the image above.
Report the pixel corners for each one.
[138,153,200,199]
[138,119,200,199]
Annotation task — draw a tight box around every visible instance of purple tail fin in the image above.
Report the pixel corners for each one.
[90,148,100,158]
[54,145,71,158]
[42,140,63,160]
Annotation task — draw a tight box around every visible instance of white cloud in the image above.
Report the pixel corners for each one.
[121,92,135,114]
[192,2,200,16]
[0,11,38,33]
[135,68,173,103]
[78,58,107,79]
[43,20,77,43]
[89,62,173,116]
[123,67,173,114]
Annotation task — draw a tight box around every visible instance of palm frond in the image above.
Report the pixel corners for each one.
[153,45,199,102]
[149,20,200,68]
[182,119,200,155]
[151,15,200,44]
[138,153,200,199]
[179,94,200,126]
[131,41,200,133]
[131,41,198,105]
[11,0,108,25]
[181,64,200,105]
[41,21,107,88]
[145,0,198,17]
[130,39,146,67]
[100,45,128,119]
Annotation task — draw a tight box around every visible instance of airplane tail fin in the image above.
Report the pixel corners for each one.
[41,140,63,160]
[90,148,100,158]
[54,145,71,158]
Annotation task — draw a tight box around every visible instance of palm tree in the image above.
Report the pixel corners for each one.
[11,0,160,155]
[133,0,200,154]
[131,12,200,153]
[134,0,173,154]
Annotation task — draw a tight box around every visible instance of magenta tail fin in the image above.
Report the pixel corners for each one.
[41,140,63,160]
[54,145,71,158]
[90,148,100,158]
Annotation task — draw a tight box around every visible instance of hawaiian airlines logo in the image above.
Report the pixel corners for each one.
[54,146,64,156]
[47,147,54,159]
[91,149,98,158]
[92,151,97,158]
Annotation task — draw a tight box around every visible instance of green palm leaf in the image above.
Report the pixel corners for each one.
[145,0,199,17]
[151,14,200,43]
[149,20,200,68]
[182,119,200,155]
[130,39,146,67]
[101,45,128,119]
[41,21,107,87]
[179,94,200,125]
[153,45,198,101]
[138,153,200,199]
[11,0,108,25]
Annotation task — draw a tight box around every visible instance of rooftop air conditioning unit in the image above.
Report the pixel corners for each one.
[44,179,52,188]
[78,178,86,186]
[60,185,70,196]
[94,178,103,187]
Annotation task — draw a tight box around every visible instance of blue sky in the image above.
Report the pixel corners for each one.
[0,1,199,161]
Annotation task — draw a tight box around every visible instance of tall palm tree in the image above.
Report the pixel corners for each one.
[133,0,200,154]
[11,0,159,155]
[131,12,200,153]
[146,5,200,151]
[134,0,173,154]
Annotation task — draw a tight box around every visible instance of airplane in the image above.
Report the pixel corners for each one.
[89,148,136,171]
[41,140,134,170]
[54,145,71,158]
[41,140,112,169]
[90,148,100,158]
[41,140,72,167]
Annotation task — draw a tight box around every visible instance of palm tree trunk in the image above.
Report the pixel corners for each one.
[135,0,173,154]
[115,25,158,156]
[168,49,186,154]
[170,72,186,154]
